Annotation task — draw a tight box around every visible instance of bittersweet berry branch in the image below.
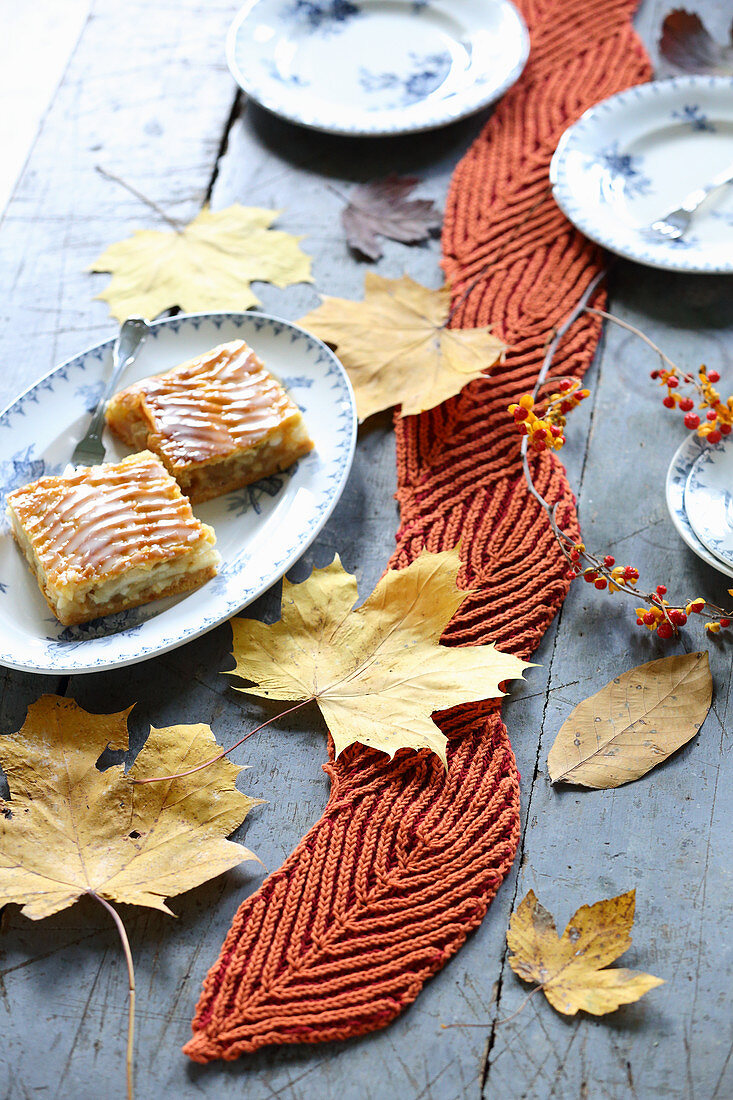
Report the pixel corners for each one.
[514,296,733,640]
[588,306,732,442]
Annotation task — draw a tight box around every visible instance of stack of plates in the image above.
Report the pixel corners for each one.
[666,436,733,577]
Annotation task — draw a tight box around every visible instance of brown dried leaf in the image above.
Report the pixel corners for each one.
[341,174,442,261]
[507,889,664,1016]
[547,652,712,789]
[659,9,733,75]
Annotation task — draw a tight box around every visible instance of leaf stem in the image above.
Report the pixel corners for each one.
[325,181,353,206]
[89,892,135,1100]
[133,697,315,784]
[494,983,543,1024]
[95,165,184,231]
[440,984,542,1030]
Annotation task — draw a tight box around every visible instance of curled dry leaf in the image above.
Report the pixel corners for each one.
[341,174,442,261]
[0,695,262,918]
[91,204,313,321]
[228,546,530,767]
[547,652,712,789]
[299,273,505,420]
[507,889,664,1017]
[659,9,733,75]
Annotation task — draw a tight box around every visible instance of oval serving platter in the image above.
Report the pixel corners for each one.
[0,312,356,675]
[226,0,529,137]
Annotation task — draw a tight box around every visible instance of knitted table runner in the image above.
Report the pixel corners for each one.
[185,0,651,1062]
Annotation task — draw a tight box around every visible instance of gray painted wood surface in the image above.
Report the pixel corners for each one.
[0,1,730,1097]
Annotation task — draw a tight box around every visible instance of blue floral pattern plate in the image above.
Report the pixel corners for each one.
[0,312,356,675]
[550,76,733,274]
[665,434,733,578]
[226,0,529,136]
[684,440,733,568]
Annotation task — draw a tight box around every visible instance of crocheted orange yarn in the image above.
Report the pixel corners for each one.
[185,0,651,1062]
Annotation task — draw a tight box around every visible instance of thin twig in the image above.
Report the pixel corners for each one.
[521,269,607,513]
[532,270,607,401]
[95,165,183,231]
[586,307,679,371]
[90,892,135,1100]
[133,697,314,784]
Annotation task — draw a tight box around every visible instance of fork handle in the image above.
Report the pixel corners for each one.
[681,162,733,214]
[84,317,150,443]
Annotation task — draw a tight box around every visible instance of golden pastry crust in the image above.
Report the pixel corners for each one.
[7,451,219,625]
[105,340,314,503]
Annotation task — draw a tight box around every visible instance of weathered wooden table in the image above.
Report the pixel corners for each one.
[0,1,731,1097]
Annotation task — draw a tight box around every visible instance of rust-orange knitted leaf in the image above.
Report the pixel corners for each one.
[228,547,530,766]
[187,0,652,1064]
[299,273,504,420]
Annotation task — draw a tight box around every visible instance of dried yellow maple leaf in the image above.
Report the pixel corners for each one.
[547,652,712,789]
[229,546,529,766]
[0,695,262,1099]
[299,273,505,420]
[0,695,260,918]
[507,889,664,1016]
[91,203,313,321]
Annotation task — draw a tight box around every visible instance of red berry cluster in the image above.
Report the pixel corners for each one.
[563,544,641,592]
[652,365,731,443]
[580,553,639,592]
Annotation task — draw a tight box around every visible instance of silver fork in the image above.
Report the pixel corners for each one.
[642,161,733,242]
[64,316,150,474]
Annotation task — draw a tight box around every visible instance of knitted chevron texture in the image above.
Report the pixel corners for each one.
[185,0,651,1062]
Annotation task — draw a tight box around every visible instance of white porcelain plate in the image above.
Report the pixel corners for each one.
[684,439,733,568]
[666,434,733,577]
[0,312,356,675]
[227,0,529,136]
[550,76,733,274]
